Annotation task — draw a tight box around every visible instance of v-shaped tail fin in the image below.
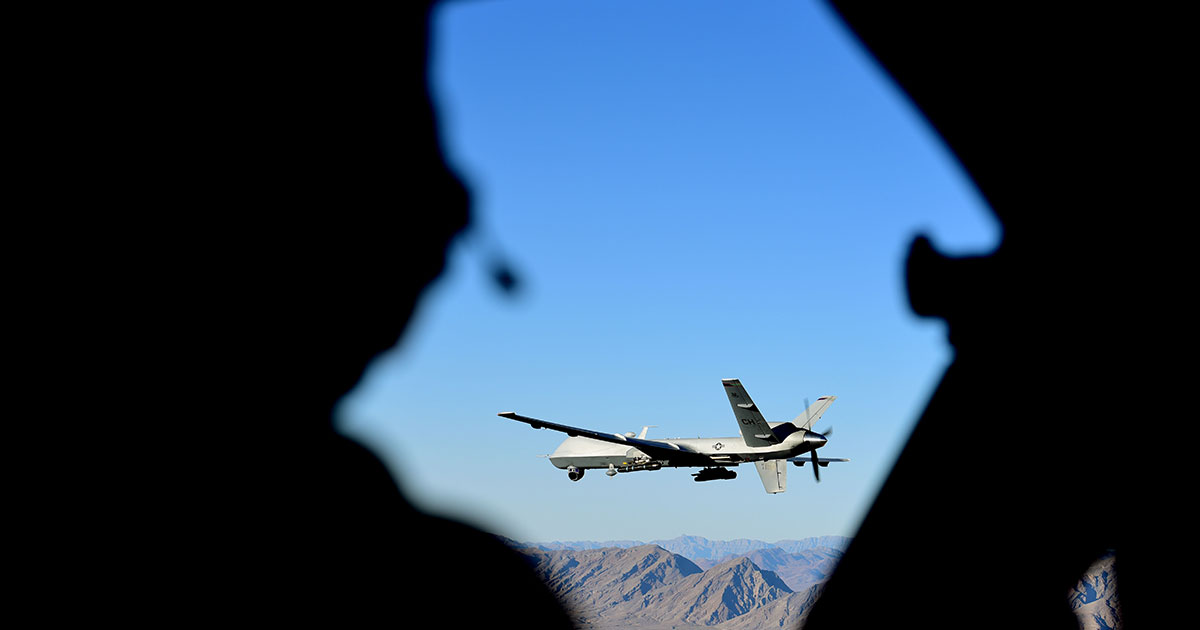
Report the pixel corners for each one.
[794,395,837,431]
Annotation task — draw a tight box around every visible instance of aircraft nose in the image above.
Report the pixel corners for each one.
[807,432,828,447]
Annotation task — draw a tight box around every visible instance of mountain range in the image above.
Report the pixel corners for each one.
[506,536,844,629]
[503,535,1122,629]
[516,543,822,630]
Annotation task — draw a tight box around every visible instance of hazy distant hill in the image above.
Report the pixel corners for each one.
[520,534,851,559]
[713,547,842,593]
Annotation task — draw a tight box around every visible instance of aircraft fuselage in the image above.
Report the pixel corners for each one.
[548,428,819,471]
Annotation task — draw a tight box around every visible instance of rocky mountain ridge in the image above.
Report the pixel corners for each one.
[1068,552,1121,630]
[505,536,1122,629]
[513,542,833,629]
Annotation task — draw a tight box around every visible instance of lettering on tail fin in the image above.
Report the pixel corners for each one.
[721,378,781,447]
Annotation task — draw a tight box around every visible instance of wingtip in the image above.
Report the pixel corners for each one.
[498,411,517,418]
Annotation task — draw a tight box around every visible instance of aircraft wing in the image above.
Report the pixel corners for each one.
[721,378,780,447]
[498,412,717,467]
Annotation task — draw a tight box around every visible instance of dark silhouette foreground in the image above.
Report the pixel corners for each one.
[26,3,1183,627]
[803,5,1186,629]
[97,2,577,624]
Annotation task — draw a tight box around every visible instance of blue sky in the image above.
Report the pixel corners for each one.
[338,0,998,544]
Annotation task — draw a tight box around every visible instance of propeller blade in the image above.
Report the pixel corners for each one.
[811,448,820,482]
[820,426,832,438]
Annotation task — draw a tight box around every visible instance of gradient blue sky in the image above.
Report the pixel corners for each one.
[338,0,998,544]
